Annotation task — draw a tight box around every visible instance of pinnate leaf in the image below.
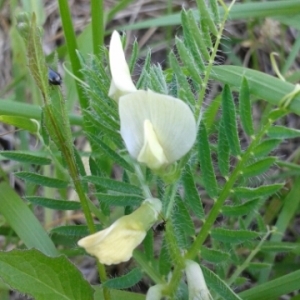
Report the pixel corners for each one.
[222,84,241,156]
[0,151,51,165]
[15,172,69,188]
[211,228,259,244]
[102,268,143,289]
[26,196,81,210]
[198,122,218,198]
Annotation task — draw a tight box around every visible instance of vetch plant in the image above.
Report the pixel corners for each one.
[0,1,300,300]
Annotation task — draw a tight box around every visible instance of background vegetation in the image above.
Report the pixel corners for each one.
[0,0,300,299]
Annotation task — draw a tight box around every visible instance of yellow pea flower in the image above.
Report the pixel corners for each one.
[78,198,162,265]
[185,260,212,300]
[119,90,197,170]
[108,30,137,101]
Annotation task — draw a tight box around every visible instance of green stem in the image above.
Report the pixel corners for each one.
[194,0,233,125]
[133,251,165,284]
[226,228,273,287]
[134,164,152,198]
[165,183,178,219]
[58,0,89,111]
[91,0,104,57]
[165,109,274,296]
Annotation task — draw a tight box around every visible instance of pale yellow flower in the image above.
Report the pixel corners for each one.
[78,198,162,265]
[119,90,197,170]
[185,260,212,300]
[108,30,137,100]
[146,284,165,300]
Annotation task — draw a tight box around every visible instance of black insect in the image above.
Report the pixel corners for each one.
[153,220,167,232]
[48,68,62,85]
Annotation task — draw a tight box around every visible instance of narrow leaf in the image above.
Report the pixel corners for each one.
[252,139,281,158]
[239,77,254,136]
[239,269,300,300]
[202,265,242,300]
[0,151,51,165]
[175,37,203,84]
[222,85,241,155]
[26,196,81,210]
[234,184,283,200]
[267,125,300,139]
[94,193,144,206]
[181,165,205,219]
[222,199,260,217]
[211,65,300,116]
[0,182,58,256]
[218,119,230,177]
[211,228,259,244]
[198,122,218,198]
[94,287,145,300]
[0,249,93,300]
[102,268,143,289]
[15,172,69,188]
[242,157,276,178]
[83,176,142,195]
[203,95,222,133]
[88,134,134,172]
[0,115,38,133]
[201,247,230,263]
[51,225,102,237]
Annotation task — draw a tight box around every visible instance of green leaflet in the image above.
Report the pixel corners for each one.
[169,51,195,105]
[87,133,134,173]
[0,249,93,300]
[222,85,241,156]
[218,118,230,177]
[234,184,283,200]
[0,115,38,133]
[203,95,222,133]
[201,247,230,264]
[93,193,144,206]
[15,172,69,188]
[172,197,195,249]
[26,196,81,210]
[0,151,51,165]
[181,165,205,220]
[198,121,218,199]
[201,265,242,300]
[102,268,143,290]
[239,77,254,136]
[0,182,58,257]
[242,157,276,178]
[94,287,145,300]
[181,9,205,72]
[267,125,300,139]
[222,199,260,217]
[83,176,142,195]
[175,37,203,84]
[51,224,102,237]
[251,139,281,158]
[129,39,139,74]
[211,228,259,244]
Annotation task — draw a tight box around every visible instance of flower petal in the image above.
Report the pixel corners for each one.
[108,31,136,100]
[137,119,168,169]
[119,90,197,165]
[185,260,212,300]
[78,198,162,265]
